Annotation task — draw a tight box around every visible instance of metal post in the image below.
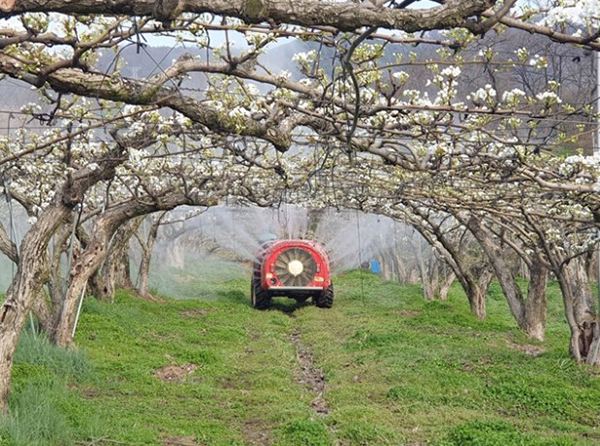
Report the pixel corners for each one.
[71,287,86,339]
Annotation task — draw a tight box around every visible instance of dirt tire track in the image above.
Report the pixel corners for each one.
[289,327,330,416]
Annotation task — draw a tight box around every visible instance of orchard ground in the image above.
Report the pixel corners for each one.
[2,261,600,445]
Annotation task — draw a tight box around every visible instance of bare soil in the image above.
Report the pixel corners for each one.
[242,419,273,445]
[181,308,218,317]
[506,340,546,357]
[162,435,200,446]
[155,364,198,382]
[289,328,329,416]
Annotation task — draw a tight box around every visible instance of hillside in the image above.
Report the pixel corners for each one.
[3,265,600,446]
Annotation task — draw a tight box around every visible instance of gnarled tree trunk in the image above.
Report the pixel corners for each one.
[435,270,456,301]
[0,199,74,410]
[88,218,142,302]
[51,192,199,347]
[416,253,436,301]
[457,272,488,320]
[410,214,490,319]
[557,258,599,364]
[45,222,76,337]
[31,291,52,334]
[137,212,167,298]
[524,261,548,342]
[51,219,116,346]
[0,152,127,403]
[460,215,547,340]
[52,216,141,345]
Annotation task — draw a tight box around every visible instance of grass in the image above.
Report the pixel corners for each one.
[3,266,600,445]
[1,330,98,446]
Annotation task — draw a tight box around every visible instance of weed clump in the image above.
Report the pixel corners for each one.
[14,330,91,380]
[0,378,71,446]
[0,329,95,446]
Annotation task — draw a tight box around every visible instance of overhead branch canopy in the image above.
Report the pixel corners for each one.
[0,0,498,32]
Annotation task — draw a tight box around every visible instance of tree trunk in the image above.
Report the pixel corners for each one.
[406,207,497,319]
[379,252,391,280]
[416,252,435,301]
[31,291,52,334]
[52,219,118,347]
[0,143,138,407]
[137,213,165,298]
[470,286,487,319]
[394,251,409,283]
[477,267,494,297]
[98,251,127,302]
[46,223,74,336]
[464,267,493,320]
[137,249,152,298]
[460,215,527,325]
[0,202,70,410]
[436,269,456,300]
[461,275,487,319]
[524,261,547,342]
[584,249,597,283]
[117,249,134,289]
[88,218,141,302]
[557,258,599,364]
[410,218,488,318]
[50,193,193,347]
[88,270,109,302]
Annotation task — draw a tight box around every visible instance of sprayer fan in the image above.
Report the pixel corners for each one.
[274,248,317,287]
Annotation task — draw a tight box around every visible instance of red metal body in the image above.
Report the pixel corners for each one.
[257,240,332,291]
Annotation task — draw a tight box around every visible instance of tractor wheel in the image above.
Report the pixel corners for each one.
[315,284,334,308]
[251,279,271,310]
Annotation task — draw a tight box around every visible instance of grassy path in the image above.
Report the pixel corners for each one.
[4,271,600,445]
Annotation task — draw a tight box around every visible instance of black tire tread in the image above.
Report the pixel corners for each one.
[315,284,334,308]
[251,279,271,310]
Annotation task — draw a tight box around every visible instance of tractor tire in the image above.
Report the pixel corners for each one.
[251,279,271,310]
[315,284,334,308]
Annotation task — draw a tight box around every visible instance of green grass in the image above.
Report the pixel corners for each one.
[1,330,98,446]
[4,268,600,445]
